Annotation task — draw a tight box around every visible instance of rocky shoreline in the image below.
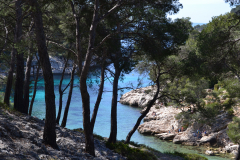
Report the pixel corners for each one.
[119,86,238,157]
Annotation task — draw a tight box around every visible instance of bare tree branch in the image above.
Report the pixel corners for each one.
[47,39,76,55]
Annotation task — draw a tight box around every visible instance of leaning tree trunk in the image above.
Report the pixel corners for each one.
[13,0,24,113]
[90,62,105,132]
[27,0,58,149]
[125,74,160,144]
[29,63,40,116]
[4,48,16,106]
[23,46,33,114]
[108,67,120,143]
[61,66,76,128]
[56,58,68,124]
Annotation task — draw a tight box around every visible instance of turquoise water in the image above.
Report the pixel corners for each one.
[30,72,231,160]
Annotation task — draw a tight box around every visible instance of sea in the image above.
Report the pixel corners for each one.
[29,69,230,160]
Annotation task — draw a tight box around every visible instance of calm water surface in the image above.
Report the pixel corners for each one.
[30,72,231,160]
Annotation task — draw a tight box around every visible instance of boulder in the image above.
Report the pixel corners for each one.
[155,133,176,140]
[205,150,214,156]
[119,86,158,108]
[225,144,239,153]
[198,133,217,145]
[138,106,181,135]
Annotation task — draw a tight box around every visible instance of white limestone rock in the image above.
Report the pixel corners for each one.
[138,106,182,134]
[205,150,215,156]
[119,86,158,108]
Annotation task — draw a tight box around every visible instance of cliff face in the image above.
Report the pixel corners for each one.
[119,86,238,156]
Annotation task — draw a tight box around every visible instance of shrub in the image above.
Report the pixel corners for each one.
[227,116,240,143]
[214,84,219,91]
[227,108,234,117]
[144,89,152,94]
[165,151,207,160]
[106,142,157,160]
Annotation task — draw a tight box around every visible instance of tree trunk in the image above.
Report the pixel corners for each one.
[108,22,121,143]
[4,48,16,106]
[29,63,40,116]
[108,68,120,143]
[90,63,105,132]
[27,0,58,149]
[56,58,68,124]
[0,18,8,57]
[13,0,24,112]
[78,0,100,156]
[14,51,24,112]
[61,66,76,128]
[23,43,33,114]
[69,1,82,75]
[125,74,160,144]
[235,144,240,160]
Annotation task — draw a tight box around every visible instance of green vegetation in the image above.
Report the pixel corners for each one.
[106,141,157,160]
[144,89,152,94]
[73,128,105,140]
[227,117,240,144]
[165,151,208,160]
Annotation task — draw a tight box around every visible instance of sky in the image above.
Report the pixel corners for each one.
[169,0,233,23]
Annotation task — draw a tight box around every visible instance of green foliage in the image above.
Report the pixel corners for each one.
[231,5,240,15]
[174,78,236,125]
[0,95,20,115]
[222,78,240,98]
[227,117,240,143]
[197,12,240,80]
[227,108,234,116]
[165,151,208,160]
[144,89,152,94]
[72,128,84,133]
[106,142,157,160]
[72,128,104,140]
[214,84,219,91]
[93,133,105,141]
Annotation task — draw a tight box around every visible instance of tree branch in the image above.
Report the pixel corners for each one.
[47,39,76,55]
[97,0,123,22]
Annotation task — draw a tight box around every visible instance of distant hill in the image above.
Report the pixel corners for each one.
[192,23,207,32]
[192,23,207,27]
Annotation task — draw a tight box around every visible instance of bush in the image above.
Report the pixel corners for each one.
[227,117,240,143]
[144,89,152,94]
[106,142,157,160]
[214,84,219,91]
[165,151,207,160]
[227,108,234,117]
